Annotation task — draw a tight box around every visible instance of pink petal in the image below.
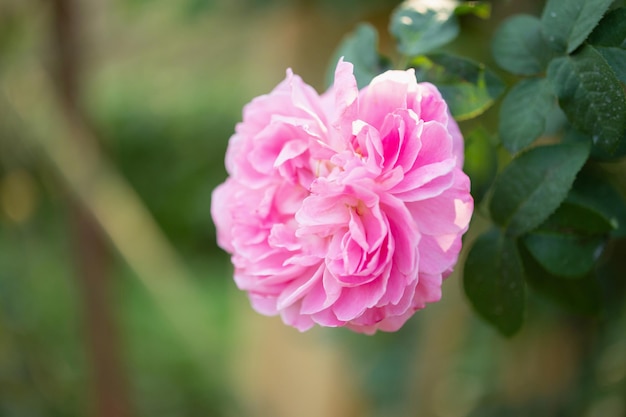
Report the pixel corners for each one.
[407,169,473,235]
[212,61,474,335]
[311,308,343,327]
[332,276,387,321]
[359,69,419,127]
[379,110,423,173]
[412,272,443,305]
[249,293,278,316]
[416,82,448,126]
[380,194,419,274]
[281,303,316,331]
[329,58,359,140]
[411,121,453,169]
[418,233,462,275]
[276,265,324,310]
[300,272,331,314]
[211,181,235,252]
[447,114,465,167]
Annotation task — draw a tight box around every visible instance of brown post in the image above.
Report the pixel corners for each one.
[49,0,133,416]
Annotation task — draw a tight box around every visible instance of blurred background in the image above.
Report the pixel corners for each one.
[0,0,625,416]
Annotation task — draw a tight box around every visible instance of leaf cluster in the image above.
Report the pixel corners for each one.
[328,0,626,336]
[328,0,501,122]
[465,0,626,336]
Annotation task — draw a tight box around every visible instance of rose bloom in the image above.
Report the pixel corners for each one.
[211,59,473,334]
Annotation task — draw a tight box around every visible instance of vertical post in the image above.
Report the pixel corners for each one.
[49,1,133,416]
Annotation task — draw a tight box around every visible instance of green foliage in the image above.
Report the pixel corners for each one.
[492,15,554,76]
[331,0,504,123]
[389,0,504,119]
[587,8,626,82]
[329,0,505,123]
[587,7,626,47]
[461,1,626,335]
[4,1,626,416]
[389,0,492,57]
[412,53,505,120]
[454,1,491,19]
[327,23,391,89]
[464,228,525,337]
[489,141,590,237]
[389,0,460,57]
[498,78,556,152]
[335,0,625,336]
[93,81,237,253]
[540,0,614,54]
[548,45,626,154]
[595,47,626,82]
[462,127,497,204]
[522,232,605,278]
[0,221,88,417]
[539,200,617,235]
[568,170,626,238]
[519,174,619,279]
[118,262,234,417]
[521,245,602,316]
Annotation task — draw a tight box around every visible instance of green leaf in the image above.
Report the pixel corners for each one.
[567,126,626,161]
[523,231,605,278]
[390,0,460,56]
[499,78,556,153]
[489,141,590,236]
[594,239,626,315]
[521,245,601,315]
[412,53,505,121]
[454,1,491,19]
[587,7,626,48]
[492,15,555,75]
[588,7,626,82]
[541,0,615,53]
[464,228,525,337]
[595,47,626,83]
[547,45,626,154]
[326,23,391,89]
[540,200,617,235]
[463,127,497,204]
[569,170,626,238]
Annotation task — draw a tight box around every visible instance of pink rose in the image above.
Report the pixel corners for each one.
[211,59,473,334]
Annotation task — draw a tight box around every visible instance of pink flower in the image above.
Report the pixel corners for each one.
[211,59,473,334]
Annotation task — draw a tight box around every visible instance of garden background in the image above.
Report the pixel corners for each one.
[0,0,625,416]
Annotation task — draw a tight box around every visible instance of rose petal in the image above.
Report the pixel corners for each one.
[211,59,473,334]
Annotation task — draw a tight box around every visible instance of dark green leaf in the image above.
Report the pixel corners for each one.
[521,245,601,315]
[492,15,555,75]
[587,7,626,48]
[569,170,626,238]
[463,127,497,204]
[587,7,626,82]
[464,228,525,337]
[489,141,590,236]
[499,78,556,153]
[390,1,460,56]
[541,0,614,53]
[567,126,626,161]
[455,1,491,19]
[547,45,626,154]
[540,201,617,235]
[594,239,626,315]
[326,23,391,89]
[412,53,505,121]
[595,47,626,83]
[542,101,569,136]
[523,231,605,278]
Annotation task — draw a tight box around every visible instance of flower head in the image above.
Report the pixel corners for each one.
[211,59,473,334]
